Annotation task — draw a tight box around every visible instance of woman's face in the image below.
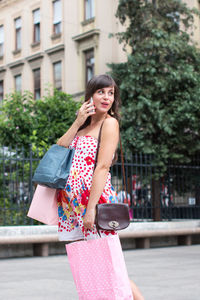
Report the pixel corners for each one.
[92,85,115,114]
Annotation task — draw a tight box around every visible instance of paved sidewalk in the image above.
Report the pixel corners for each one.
[0,245,199,300]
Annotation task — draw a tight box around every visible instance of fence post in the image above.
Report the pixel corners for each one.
[195,185,200,205]
[2,146,6,225]
[152,178,161,221]
[29,144,33,225]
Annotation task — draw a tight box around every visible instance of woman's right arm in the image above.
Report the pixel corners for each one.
[56,119,81,147]
[56,99,96,147]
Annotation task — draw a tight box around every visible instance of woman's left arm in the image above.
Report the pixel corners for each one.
[83,118,119,230]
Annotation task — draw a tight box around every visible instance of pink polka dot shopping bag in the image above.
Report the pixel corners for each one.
[66,235,133,300]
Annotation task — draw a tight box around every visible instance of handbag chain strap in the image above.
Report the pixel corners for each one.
[94,121,127,202]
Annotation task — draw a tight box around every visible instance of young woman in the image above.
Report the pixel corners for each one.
[57,74,144,300]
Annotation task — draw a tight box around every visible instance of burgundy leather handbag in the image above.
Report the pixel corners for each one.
[94,123,130,232]
[96,203,130,231]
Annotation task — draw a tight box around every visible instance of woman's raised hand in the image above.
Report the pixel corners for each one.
[76,99,96,127]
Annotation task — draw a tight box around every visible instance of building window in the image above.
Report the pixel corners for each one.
[53,0,62,34]
[14,74,22,92]
[33,68,41,99]
[15,17,22,50]
[0,25,4,57]
[84,0,95,20]
[33,9,40,43]
[85,49,94,85]
[53,61,62,90]
[0,80,3,102]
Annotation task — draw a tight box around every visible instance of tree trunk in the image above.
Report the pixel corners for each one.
[152,178,161,221]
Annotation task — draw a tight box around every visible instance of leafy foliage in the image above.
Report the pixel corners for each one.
[31,89,80,152]
[109,0,200,174]
[0,91,35,150]
[0,89,80,152]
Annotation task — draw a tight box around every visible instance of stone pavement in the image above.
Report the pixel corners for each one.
[0,245,199,300]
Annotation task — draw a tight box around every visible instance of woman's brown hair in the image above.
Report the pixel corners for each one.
[78,74,121,131]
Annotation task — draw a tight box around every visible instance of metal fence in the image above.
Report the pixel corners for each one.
[111,153,200,221]
[0,146,200,226]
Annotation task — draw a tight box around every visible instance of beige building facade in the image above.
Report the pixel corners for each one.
[0,0,126,101]
[184,0,200,46]
[0,0,200,102]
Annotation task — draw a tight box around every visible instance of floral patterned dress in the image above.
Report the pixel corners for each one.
[57,135,118,241]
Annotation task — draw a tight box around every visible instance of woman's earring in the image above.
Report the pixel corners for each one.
[110,109,114,115]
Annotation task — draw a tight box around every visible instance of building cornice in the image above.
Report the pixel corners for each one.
[72,29,100,43]
[26,52,44,63]
[8,59,24,69]
[0,66,6,73]
[0,0,21,9]
[45,44,65,55]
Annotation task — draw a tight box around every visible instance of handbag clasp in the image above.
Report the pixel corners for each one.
[108,221,119,229]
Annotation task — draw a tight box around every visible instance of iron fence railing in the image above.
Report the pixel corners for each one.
[0,145,200,226]
[111,153,200,222]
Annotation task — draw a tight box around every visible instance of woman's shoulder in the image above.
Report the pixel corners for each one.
[103,116,119,130]
[101,117,119,141]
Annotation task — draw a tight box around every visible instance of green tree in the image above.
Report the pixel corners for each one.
[0,89,80,152]
[109,0,200,174]
[31,89,80,152]
[0,91,35,151]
